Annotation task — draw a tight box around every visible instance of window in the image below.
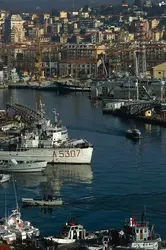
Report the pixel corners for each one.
[158,72,161,74]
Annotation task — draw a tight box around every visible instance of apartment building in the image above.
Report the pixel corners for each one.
[4,14,25,43]
[61,43,105,61]
[59,44,105,77]
[59,59,97,77]
[107,42,166,74]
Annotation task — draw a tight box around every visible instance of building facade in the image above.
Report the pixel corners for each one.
[4,14,24,43]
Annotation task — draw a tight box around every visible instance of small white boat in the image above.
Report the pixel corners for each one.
[22,197,64,207]
[0,159,47,173]
[6,209,40,240]
[126,128,141,139]
[44,218,97,244]
[0,225,16,243]
[0,174,10,183]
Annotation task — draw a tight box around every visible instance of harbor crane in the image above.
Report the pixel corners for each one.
[32,15,43,84]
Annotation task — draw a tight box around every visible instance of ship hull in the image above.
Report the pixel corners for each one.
[0,161,47,173]
[56,83,91,93]
[0,147,93,164]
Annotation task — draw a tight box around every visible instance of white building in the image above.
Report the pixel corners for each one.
[4,14,25,43]
[0,70,3,84]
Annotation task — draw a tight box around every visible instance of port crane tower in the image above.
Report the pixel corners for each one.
[33,16,43,84]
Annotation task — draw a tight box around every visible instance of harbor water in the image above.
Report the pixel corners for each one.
[0,89,166,238]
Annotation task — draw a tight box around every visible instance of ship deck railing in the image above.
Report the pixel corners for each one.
[125,219,149,227]
[20,144,90,149]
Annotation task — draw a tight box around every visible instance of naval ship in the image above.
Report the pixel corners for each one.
[0,103,93,164]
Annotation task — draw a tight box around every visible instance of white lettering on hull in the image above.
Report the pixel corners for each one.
[0,148,93,164]
[53,149,80,158]
[131,242,158,250]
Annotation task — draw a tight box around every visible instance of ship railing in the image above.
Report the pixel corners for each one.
[53,144,88,149]
[14,148,29,151]
[125,219,149,227]
[154,233,161,240]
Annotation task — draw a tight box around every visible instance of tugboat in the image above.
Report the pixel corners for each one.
[83,210,161,250]
[126,128,141,140]
[123,212,161,250]
[44,217,97,245]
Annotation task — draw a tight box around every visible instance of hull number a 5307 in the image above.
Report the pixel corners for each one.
[53,150,80,158]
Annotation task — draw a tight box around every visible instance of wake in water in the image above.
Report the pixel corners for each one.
[65,192,166,215]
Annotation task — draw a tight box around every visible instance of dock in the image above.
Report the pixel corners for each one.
[107,111,166,127]
[102,100,166,127]
[0,85,8,89]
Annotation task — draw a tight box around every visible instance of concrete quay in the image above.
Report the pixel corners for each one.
[0,85,8,89]
[102,99,166,126]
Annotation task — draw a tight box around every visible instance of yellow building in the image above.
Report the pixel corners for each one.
[39,28,44,35]
[128,33,134,41]
[145,110,152,117]
[43,13,50,20]
[150,19,160,29]
[152,30,163,41]
[60,11,67,19]
[31,14,38,20]
[96,45,105,55]
[153,62,166,79]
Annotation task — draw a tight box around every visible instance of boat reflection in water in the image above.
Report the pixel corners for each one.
[45,164,93,183]
[13,172,47,187]
[14,164,93,195]
[41,164,93,196]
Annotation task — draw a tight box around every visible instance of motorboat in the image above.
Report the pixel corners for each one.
[0,225,16,244]
[123,213,161,250]
[22,196,64,207]
[6,209,40,240]
[0,159,47,173]
[84,211,162,250]
[0,171,40,241]
[0,174,10,183]
[44,218,97,244]
[126,128,141,139]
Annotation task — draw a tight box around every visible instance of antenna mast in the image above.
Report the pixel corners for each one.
[73,0,76,11]
[4,188,7,219]
[12,175,19,211]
